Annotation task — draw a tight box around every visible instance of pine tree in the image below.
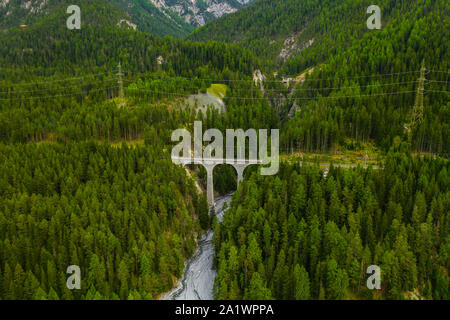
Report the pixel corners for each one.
[248,272,272,300]
[294,264,310,300]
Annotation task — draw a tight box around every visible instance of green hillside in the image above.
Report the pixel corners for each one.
[214,153,449,300]
[0,0,448,302]
[112,0,194,37]
[0,0,127,30]
[190,0,449,156]
[189,0,449,72]
[0,1,265,300]
[0,0,193,38]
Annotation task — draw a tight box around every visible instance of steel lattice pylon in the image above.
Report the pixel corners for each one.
[408,60,426,131]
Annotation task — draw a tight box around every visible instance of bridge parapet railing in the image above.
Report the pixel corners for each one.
[171,157,262,166]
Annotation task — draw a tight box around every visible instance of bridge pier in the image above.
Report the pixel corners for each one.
[203,163,216,206]
[232,164,250,187]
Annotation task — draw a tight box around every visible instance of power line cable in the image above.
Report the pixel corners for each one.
[128,87,418,100]
[428,70,450,74]
[0,70,447,98]
[0,86,118,101]
[0,78,117,94]
[2,76,445,95]
[125,69,425,83]
[1,69,447,88]
[124,79,422,92]
[0,72,114,87]
[425,90,449,94]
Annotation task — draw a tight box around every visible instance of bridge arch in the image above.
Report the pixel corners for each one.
[173,157,262,206]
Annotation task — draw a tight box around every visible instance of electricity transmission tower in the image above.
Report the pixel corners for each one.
[117,63,124,105]
[408,60,426,131]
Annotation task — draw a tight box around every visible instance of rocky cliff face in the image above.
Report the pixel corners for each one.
[150,0,253,27]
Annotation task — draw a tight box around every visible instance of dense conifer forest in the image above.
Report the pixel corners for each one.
[214,150,449,299]
[0,0,448,300]
[0,142,210,299]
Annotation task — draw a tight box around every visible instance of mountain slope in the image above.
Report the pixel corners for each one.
[188,0,449,155]
[0,0,129,30]
[111,0,194,37]
[188,0,331,60]
[0,0,191,37]
[189,0,448,72]
[0,0,253,37]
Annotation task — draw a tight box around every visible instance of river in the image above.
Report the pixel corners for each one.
[161,193,233,300]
